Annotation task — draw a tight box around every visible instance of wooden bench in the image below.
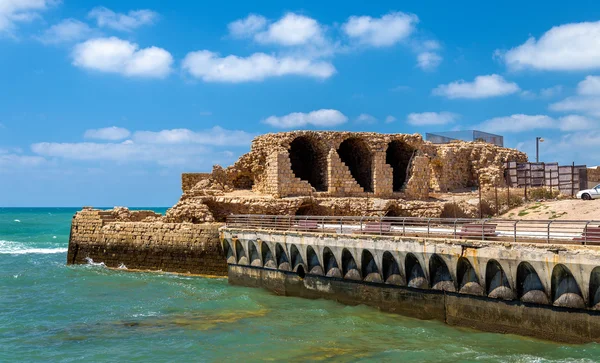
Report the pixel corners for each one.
[293,219,319,231]
[456,223,498,239]
[354,222,392,235]
[573,226,600,244]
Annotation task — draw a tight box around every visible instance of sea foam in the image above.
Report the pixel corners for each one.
[0,240,67,255]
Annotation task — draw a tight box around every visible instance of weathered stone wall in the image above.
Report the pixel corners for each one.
[67,208,227,276]
[588,167,600,188]
[182,173,211,193]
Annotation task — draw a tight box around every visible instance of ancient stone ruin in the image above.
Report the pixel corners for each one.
[168,131,527,222]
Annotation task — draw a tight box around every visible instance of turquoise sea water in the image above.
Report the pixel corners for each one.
[2,208,600,362]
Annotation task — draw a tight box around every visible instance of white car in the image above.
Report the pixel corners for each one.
[577,184,600,200]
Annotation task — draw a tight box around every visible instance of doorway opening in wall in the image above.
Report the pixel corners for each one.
[386,140,415,192]
[337,137,373,192]
[289,136,327,191]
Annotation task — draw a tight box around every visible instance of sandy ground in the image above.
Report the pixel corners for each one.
[501,199,600,220]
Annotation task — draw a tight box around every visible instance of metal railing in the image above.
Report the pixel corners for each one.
[224,215,600,246]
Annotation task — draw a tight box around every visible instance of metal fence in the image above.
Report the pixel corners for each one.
[225,214,600,246]
[426,130,504,147]
[505,161,587,195]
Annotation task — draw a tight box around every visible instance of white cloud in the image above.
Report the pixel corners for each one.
[181,50,335,82]
[550,76,600,117]
[432,74,520,99]
[406,112,458,126]
[132,126,253,146]
[263,109,347,128]
[385,115,396,123]
[37,18,95,44]
[577,76,600,95]
[84,126,131,141]
[342,12,418,47]
[355,113,377,124]
[228,14,266,38]
[0,153,45,168]
[72,37,173,78]
[0,0,55,35]
[520,85,563,100]
[31,126,253,166]
[88,6,157,32]
[417,51,442,70]
[502,21,600,71]
[255,13,323,46]
[477,114,595,133]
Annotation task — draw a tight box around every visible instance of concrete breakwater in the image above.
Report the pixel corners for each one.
[220,226,600,343]
[67,208,227,276]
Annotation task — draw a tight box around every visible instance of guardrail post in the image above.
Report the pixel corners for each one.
[379,215,383,235]
[340,216,343,234]
[402,218,406,236]
[547,221,553,244]
[513,220,519,243]
[585,221,591,246]
[360,216,364,233]
[321,217,325,232]
[427,218,431,237]
[453,219,458,239]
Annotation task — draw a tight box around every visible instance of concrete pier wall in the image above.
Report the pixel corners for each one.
[221,227,600,342]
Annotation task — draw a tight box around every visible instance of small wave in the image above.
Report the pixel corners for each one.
[85,257,106,267]
[13,219,20,223]
[118,263,128,269]
[0,240,67,255]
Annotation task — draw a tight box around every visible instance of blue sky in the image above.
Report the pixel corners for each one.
[2,0,600,207]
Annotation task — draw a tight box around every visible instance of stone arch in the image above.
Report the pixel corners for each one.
[276,243,290,271]
[262,242,276,269]
[323,247,341,278]
[337,137,373,192]
[289,135,328,191]
[589,267,600,309]
[290,244,305,272]
[222,240,236,264]
[457,257,484,295]
[361,250,382,283]
[516,262,549,304]
[551,264,585,308]
[307,246,323,275]
[342,248,361,280]
[295,203,329,216]
[405,253,427,289]
[429,254,454,292]
[382,251,404,285]
[248,242,261,267]
[485,259,513,300]
[235,240,247,265]
[386,140,415,191]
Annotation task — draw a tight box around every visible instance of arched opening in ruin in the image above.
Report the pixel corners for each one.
[485,259,513,300]
[384,205,409,217]
[457,257,483,295]
[337,137,373,192]
[289,136,328,191]
[276,243,290,271]
[323,247,341,278]
[342,248,361,280]
[551,264,585,308]
[261,242,276,269]
[516,262,548,305]
[361,250,382,283]
[307,246,323,275]
[429,254,454,292]
[223,240,236,264]
[249,242,261,267]
[235,240,247,265]
[232,174,254,190]
[405,253,427,289]
[386,140,415,191]
[295,203,329,216]
[589,267,600,309]
[290,244,305,273]
[382,251,404,285]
